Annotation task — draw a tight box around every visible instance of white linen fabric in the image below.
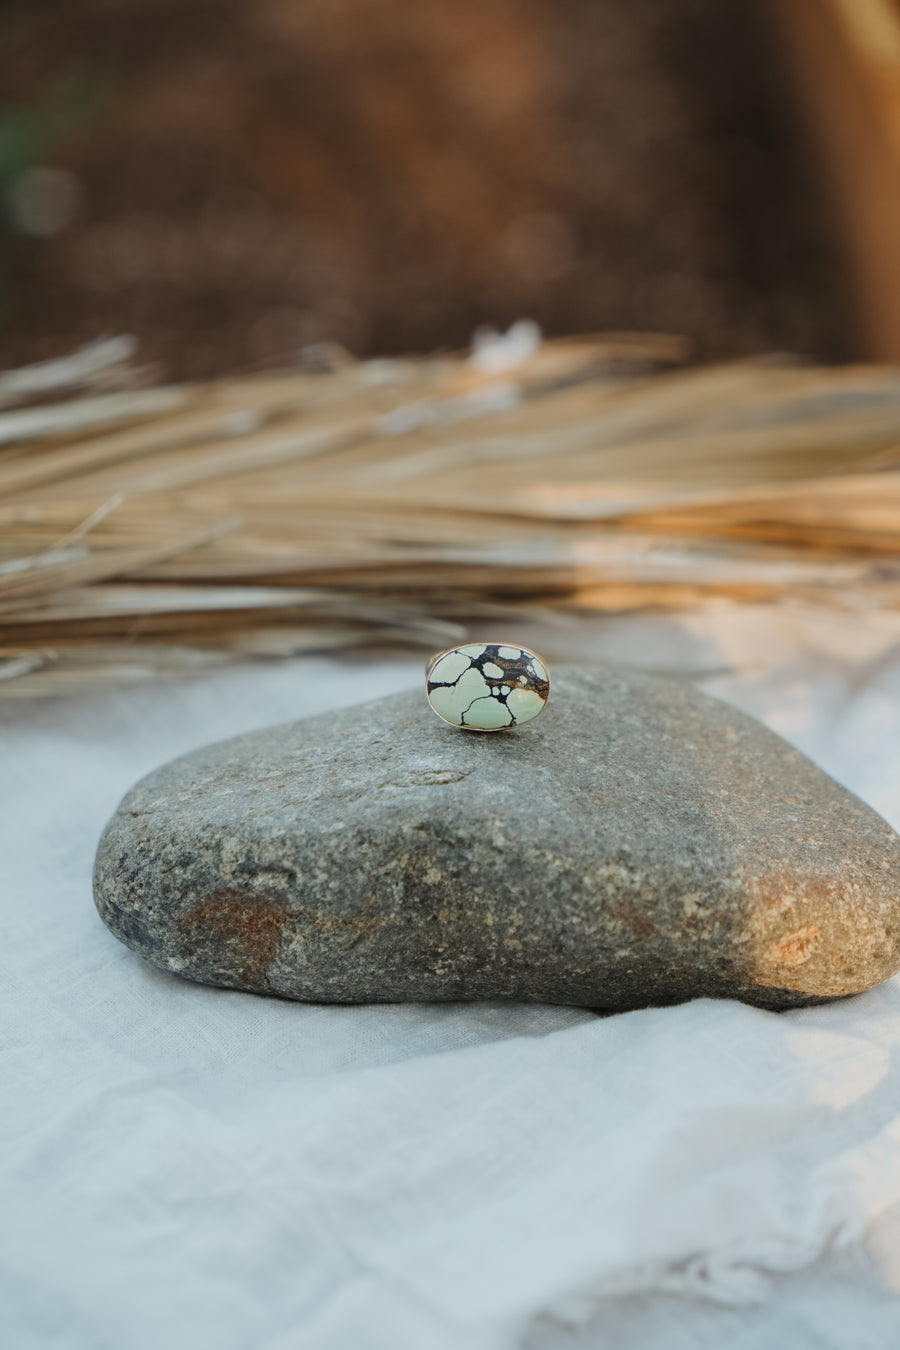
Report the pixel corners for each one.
[3,625,900,1349]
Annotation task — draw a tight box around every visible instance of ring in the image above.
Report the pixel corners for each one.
[425,642,550,732]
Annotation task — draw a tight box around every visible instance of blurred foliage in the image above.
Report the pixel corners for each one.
[0,68,103,197]
[0,22,107,332]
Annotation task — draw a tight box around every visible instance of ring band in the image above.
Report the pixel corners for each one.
[425,642,550,732]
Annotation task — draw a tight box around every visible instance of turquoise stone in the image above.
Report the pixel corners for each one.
[425,643,550,731]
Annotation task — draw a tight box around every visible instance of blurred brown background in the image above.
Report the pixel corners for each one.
[0,0,851,382]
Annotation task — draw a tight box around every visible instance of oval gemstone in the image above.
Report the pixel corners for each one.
[426,643,549,731]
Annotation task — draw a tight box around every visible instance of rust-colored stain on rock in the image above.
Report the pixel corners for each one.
[768,924,822,968]
[180,892,287,983]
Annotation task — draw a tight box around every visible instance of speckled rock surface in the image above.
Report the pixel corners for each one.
[94,666,900,1010]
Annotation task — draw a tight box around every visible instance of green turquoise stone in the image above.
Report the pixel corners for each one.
[426,643,550,731]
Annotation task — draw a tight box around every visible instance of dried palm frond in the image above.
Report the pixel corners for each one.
[3,328,900,696]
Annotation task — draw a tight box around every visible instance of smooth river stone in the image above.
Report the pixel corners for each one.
[94,666,900,1011]
[426,642,549,730]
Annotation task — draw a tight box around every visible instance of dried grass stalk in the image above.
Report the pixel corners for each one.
[3,330,900,695]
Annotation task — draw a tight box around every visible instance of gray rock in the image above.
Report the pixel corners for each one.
[94,666,900,1010]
